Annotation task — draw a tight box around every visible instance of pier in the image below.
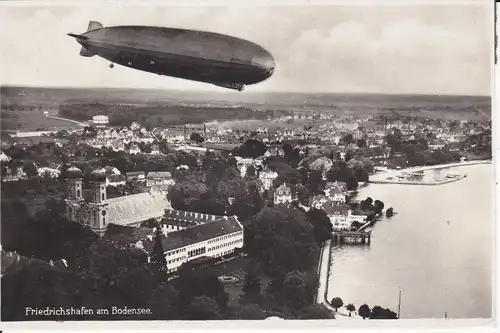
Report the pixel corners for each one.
[333,230,371,245]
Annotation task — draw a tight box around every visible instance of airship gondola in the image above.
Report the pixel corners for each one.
[68,21,275,91]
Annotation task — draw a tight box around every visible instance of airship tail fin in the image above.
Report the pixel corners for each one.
[78,21,103,57]
[87,21,103,32]
[79,46,95,57]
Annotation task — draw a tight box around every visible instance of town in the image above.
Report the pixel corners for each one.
[1,99,492,321]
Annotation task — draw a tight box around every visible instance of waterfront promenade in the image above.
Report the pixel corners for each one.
[316,239,361,320]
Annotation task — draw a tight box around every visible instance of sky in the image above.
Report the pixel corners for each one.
[0,0,493,95]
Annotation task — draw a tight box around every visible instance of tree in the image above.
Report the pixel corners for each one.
[185,296,222,320]
[306,169,325,194]
[370,305,398,319]
[149,227,167,272]
[345,303,356,317]
[237,303,266,320]
[356,139,367,148]
[346,176,358,191]
[23,160,38,178]
[241,263,261,304]
[330,297,344,312]
[358,304,371,319]
[190,132,204,143]
[306,208,333,244]
[233,139,266,159]
[244,206,319,275]
[176,268,229,314]
[246,164,256,179]
[148,284,180,320]
[343,134,354,145]
[282,270,309,309]
[373,200,384,213]
[297,304,335,319]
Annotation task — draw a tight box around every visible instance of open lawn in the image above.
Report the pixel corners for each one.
[1,109,83,132]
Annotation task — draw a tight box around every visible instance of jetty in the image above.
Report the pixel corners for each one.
[333,230,371,245]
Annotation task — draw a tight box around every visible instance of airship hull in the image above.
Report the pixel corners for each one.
[70,23,275,90]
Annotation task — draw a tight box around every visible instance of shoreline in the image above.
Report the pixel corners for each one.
[315,160,492,317]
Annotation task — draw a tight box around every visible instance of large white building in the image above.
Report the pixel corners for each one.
[93,115,109,127]
[259,169,278,191]
[106,210,244,274]
[322,202,352,231]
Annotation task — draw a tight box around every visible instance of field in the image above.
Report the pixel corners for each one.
[1,86,491,133]
[1,109,83,133]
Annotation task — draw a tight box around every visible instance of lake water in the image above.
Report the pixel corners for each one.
[327,164,494,319]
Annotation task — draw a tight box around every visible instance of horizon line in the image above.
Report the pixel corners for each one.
[0,84,491,98]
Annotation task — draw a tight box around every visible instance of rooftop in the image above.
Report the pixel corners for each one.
[107,192,171,226]
[322,201,350,215]
[143,216,243,252]
[146,171,172,179]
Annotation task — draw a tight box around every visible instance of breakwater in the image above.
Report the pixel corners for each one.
[370,174,467,186]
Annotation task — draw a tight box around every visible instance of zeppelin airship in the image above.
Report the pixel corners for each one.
[68,21,275,91]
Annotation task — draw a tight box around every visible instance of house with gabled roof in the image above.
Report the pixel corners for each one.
[324,181,346,203]
[274,183,294,205]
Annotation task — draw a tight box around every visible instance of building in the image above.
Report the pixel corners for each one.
[310,195,330,210]
[93,115,109,127]
[0,152,11,162]
[146,171,175,187]
[101,165,121,176]
[324,182,346,204]
[130,122,141,131]
[64,166,171,236]
[106,174,126,187]
[105,210,244,274]
[126,171,146,182]
[258,169,278,191]
[150,145,161,155]
[161,209,225,232]
[36,163,62,178]
[274,183,293,205]
[129,144,141,155]
[322,201,352,231]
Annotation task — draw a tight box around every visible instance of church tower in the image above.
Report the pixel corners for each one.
[88,168,109,236]
[64,166,84,222]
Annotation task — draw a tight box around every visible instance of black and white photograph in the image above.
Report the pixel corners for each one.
[0,0,495,327]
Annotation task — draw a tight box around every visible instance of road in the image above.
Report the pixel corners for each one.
[45,115,87,127]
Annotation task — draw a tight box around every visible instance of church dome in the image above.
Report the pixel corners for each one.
[89,168,107,182]
[65,166,83,179]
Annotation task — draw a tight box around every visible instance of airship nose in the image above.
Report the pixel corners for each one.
[251,52,275,74]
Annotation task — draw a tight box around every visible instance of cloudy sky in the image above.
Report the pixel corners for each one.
[0,1,493,95]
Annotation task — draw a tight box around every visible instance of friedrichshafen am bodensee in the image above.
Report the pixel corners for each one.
[25,306,152,316]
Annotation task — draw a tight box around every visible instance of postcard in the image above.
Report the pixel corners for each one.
[0,0,495,330]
